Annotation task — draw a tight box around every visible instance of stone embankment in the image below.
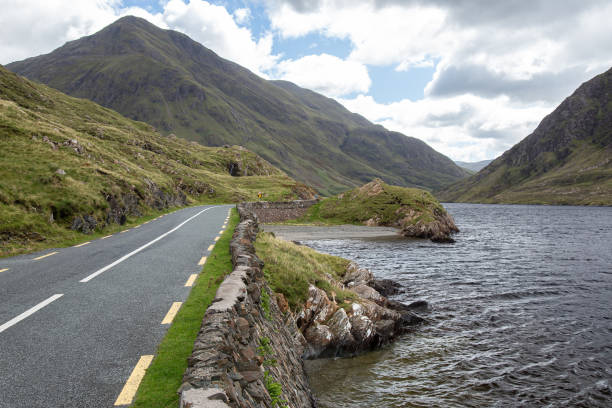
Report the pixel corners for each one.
[239,200,318,223]
[179,204,316,408]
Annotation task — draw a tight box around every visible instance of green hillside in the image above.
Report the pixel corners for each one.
[7,16,469,196]
[0,66,311,255]
[438,67,612,205]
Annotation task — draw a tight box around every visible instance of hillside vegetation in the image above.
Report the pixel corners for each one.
[438,67,612,205]
[7,16,469,195]
[0,66,311,255]
[293,179,459,242]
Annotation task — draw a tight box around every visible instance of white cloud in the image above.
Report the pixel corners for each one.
[268,2,456,69]
[0,0,120,64]
[234,8,251,25]
[275,53,371,97]
[338,94,553,162]
[161,0,278,76]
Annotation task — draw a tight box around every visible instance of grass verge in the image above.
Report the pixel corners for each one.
[130,207,239,408]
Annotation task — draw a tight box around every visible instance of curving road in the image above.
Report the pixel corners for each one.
[0,204,232,408]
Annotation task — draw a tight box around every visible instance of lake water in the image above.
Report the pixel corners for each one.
[302,203,612,408]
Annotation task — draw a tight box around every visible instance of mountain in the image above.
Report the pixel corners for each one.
[438,67,612,205]
[0,65,311,255]
[7,16,469,196]
[454,159,493,172]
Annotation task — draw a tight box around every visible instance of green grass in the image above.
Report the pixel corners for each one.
[254,232,353,311]
[130,208,239,408]
[0,66,312,256]
[279,179,448,230]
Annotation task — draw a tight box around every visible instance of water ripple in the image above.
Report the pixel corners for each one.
[304,204,612,407]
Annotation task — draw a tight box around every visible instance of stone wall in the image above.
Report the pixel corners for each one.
[239,200,318,223]
[179,205,316,408]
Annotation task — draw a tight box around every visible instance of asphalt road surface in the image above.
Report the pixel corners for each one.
[0,204,232,408]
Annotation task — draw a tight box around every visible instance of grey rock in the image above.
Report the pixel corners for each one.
[71,214,97,234]
[370,278,403,296]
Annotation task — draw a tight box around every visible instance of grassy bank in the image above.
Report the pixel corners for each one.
[280,179,448,228]
[254,232,354,311]
[1,66,312,256]
[130,208,239,408]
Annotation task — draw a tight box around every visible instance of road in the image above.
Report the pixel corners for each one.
[0,204,232,407]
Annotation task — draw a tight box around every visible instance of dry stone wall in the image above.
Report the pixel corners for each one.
[179,205,316,408]
[239,200,318,223]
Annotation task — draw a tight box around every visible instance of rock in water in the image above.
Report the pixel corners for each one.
[370,279,404,296]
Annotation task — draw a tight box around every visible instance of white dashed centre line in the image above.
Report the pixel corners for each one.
[0,294,64,334]
[79,207,214,283]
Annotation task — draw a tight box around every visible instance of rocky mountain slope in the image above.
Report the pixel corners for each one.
[0,65,311,255]
[7,16,469,196]
[439,67,612,205]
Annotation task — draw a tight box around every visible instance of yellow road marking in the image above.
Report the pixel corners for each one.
[207,244,214,251]
[101,235,113,239]
[214,236,220,241]
[33,251,58,261]
[134,225,140,229]
[120,230,129,234]
[184,274,198,287]
[218,230,224,234]
[114,355,154,406]
[74,242,90,248]
[161,302,182,324]
[0,268,8,273]
[198,256,207,266]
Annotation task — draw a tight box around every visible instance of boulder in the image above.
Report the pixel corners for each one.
[343,261,373,287]
[353,284,385,305]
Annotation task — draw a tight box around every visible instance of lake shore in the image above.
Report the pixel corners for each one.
[261,224,403,241]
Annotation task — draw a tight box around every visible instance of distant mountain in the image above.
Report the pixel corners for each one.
[454,159,493,172]
[438,67,612,205]
[0,65,310,255]
[7,16,469,196]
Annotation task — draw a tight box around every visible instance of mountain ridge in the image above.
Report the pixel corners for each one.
[7,15,470,196]
[438,67,612,205]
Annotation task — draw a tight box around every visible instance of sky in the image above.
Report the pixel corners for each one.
[1,0,611,162]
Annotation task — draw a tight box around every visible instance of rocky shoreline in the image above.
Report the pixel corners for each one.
[296,261,425,359]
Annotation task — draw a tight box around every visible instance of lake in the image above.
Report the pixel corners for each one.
[302,203,612,407]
